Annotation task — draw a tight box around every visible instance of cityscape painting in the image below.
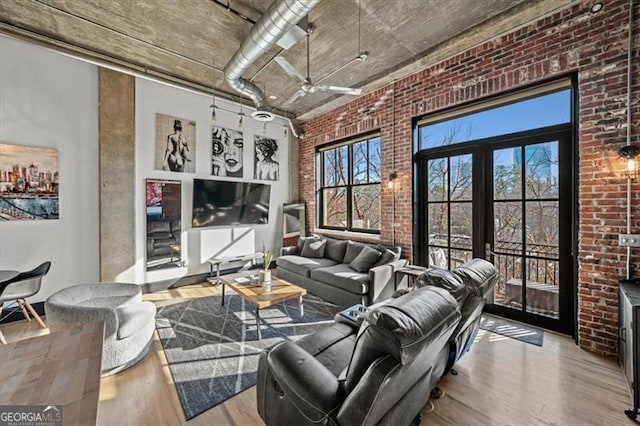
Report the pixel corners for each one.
[0,143,59,220]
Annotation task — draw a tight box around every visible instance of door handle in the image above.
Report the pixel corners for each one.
[485,243,497,261]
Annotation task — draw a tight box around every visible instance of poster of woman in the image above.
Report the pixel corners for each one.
[211,126,244,178]
[254,136,279,181]
[155,113,196,173]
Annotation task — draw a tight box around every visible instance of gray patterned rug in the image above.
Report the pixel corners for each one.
[479,314,544,346]
[155,293,341,420]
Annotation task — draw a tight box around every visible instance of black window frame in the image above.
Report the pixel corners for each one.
[317,132,381,234]
[412,75,577,335]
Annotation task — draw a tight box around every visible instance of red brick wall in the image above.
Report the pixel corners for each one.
[300,0,640,356]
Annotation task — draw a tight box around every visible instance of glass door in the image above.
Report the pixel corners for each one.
[485,130,573,333]
[417,127,574,334]
[423,150,475,269]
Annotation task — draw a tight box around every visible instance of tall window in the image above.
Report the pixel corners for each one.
[415,78,575,333]
[318,134,381,233]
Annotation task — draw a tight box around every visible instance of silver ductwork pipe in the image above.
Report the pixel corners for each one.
[224,0,320,131]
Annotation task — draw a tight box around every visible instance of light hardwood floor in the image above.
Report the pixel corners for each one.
[0,283,634,425]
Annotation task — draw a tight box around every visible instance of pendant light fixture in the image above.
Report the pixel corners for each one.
[210,91,217,123]
[618,0,638,181]
[618,0,638,281]
[238,98,244,129]
[210,58,217,123]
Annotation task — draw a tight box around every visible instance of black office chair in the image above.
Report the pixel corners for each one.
[0,261,51,344]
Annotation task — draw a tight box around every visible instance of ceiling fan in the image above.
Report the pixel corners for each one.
[275,31,362,108]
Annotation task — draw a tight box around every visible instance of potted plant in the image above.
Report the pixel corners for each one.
[260,246,276,286]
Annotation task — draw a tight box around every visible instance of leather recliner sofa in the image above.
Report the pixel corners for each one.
[414,258,497,373]
[257,285,461,425]
[256,258,497,426]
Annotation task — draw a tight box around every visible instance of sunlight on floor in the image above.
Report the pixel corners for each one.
[143,284,213,304]
[474,328,510,343]
[153,346,178,386]
[487,333,510,342]
[492,325,538,338]
[144,292,176,302]
[99,381,117,402]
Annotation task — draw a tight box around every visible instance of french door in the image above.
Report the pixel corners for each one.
[417,125,574,334]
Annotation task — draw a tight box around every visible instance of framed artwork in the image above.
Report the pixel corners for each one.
[155,113,196,173]
[211,125,244,178]
[0,143,59,220]
[254,136,279,181]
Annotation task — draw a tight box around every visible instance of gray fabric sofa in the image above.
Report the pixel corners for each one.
[45,283,156,376]
[276,236,408,307]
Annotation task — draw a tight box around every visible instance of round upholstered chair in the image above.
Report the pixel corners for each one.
[45,283,156,376]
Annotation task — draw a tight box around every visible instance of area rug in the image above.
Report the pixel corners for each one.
[155,293,341,420]
[479,314,544,346]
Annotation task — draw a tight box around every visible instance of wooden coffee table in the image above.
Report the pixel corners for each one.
[219,271,307,340]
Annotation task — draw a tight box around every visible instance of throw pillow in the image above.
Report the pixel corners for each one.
[324,237,347,262]
[349,245,382,272]
[373,244,401,267]
[343,241,366,264]
[297,235,320,253]
[301,239,326,258]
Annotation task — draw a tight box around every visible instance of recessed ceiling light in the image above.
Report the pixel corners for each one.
[269,94,278,100]
[590,2,604,14]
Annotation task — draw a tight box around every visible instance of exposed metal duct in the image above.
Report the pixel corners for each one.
[223,0,320,128]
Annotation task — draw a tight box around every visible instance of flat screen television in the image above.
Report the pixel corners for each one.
[192,178,271,228]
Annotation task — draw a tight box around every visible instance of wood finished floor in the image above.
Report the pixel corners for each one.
[0,283,634,425]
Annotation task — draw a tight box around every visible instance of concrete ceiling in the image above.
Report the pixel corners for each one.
[0,0,574,121]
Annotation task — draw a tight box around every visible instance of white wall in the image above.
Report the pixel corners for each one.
[135,78,290,283]
[0,36,291,290]
[0,36,99,302]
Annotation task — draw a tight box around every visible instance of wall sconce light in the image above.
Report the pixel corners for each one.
[387,171,398,189]
[619,145,639,179]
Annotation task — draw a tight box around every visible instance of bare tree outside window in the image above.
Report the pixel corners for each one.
[490,142,561,316]
[319,136,381,232]
[323,147,348,227]
[419,87,571,320]
[424,122,560,301]
[425,124,473,267]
